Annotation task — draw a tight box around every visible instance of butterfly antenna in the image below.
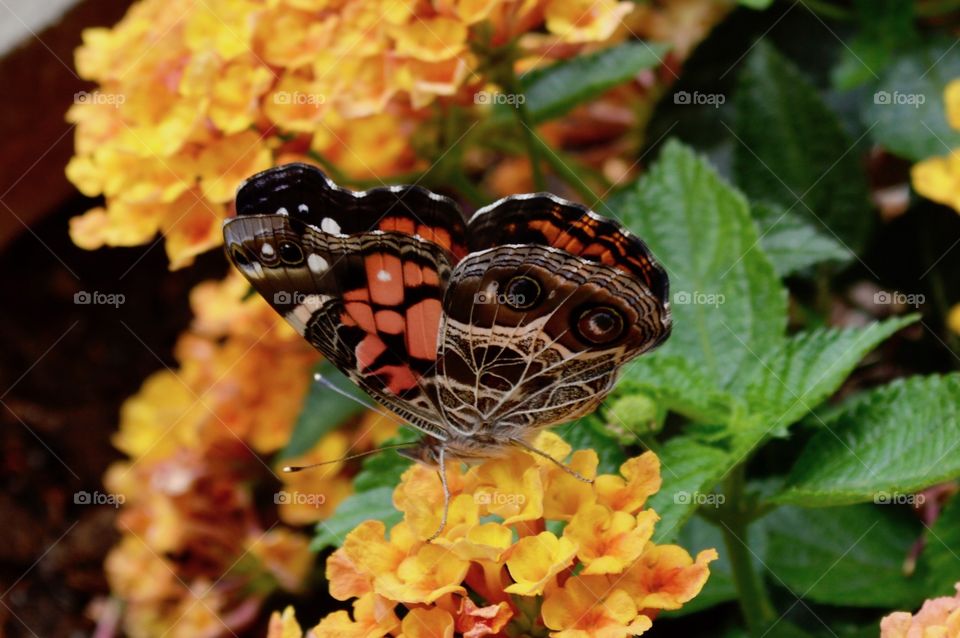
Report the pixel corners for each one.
[512,437,594,483]
[282,441,417,473]
[313,372,405,425]
[426,446,450,542]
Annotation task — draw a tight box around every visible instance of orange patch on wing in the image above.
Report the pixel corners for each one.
[405,299,441,360]
[355,334,387,371]
[365,253,404,305]
[344,288,370,301]
[344,301,376,332]
[375,309,405,334]
[403,260,424,286]
[373,364,418,393]
[380,217,417,234]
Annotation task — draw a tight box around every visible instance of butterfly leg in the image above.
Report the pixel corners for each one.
[512,437,594,483]
[427,446,450,542]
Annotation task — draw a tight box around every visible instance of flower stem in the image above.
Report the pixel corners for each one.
[721,465,777,636]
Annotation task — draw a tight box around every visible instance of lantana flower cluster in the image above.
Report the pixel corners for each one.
[881,582,960,637]
[102,271,397,637]
[65,0,639,269]
[267,431,717,638]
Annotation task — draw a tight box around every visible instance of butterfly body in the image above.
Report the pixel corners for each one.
[223,164,671,472]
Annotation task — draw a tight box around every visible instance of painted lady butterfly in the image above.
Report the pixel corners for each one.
[223,164,671,536]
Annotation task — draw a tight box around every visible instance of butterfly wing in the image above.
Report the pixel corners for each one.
[223,164,469,438]
[467,192,669,313]
[433,195,671,439]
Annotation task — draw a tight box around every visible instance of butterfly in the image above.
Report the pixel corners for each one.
[223,163,671,537]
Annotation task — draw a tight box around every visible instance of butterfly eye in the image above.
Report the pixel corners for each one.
[575,306,625,345]
[231,245,253,267]
[503,275,541,311]
[278,240,304,264]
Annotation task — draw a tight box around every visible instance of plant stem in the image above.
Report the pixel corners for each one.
[721,465,778,636]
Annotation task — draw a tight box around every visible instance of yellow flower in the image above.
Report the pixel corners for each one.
[882,583,960,637]
[290,435,715,637]
[504,531,578,596]
[615,545,719,610]
[377,544,471,603]
[564,505,658,575]
[544,0,635,43]
[912,150,960,212]
[399,607,455,638]
[67,0,637,267]
[949,304,960,336]
[267,606,303,638]
[467,450,545,525]
[541,575,653,638]
[313,593,401,638]
[595,452,662,514]
[912,79,960,213]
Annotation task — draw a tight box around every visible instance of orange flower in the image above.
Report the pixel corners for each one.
[881,583,960,637]
[542,575,653,638]
[313,593,400,638]
[67,0,640,268]
[564,506,658,575]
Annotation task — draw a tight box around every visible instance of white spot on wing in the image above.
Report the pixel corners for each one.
[321,217,341,234]
[377,269,391,282]
[298,204,309,213]
[261,243,275,257]
[277,207,288,215]
[307,253,329,274]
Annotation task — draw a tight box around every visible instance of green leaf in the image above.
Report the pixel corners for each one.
[311,487,401,551]
[738,0,774,8]
[611,139,787,390]
[620,355,737,424]
[733,41,871,250]
[280,362,367,459]
[762,504,924,608]
[517,41,669,124]
[917,494,960,596]
[774,373,960,506]
[740,316,918,431]
[866,40,960,161]
[555,414,627,475]
[831,0,919,90]
[646,435,732,542]
[753,202,852,276]
[351,428,419,493]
